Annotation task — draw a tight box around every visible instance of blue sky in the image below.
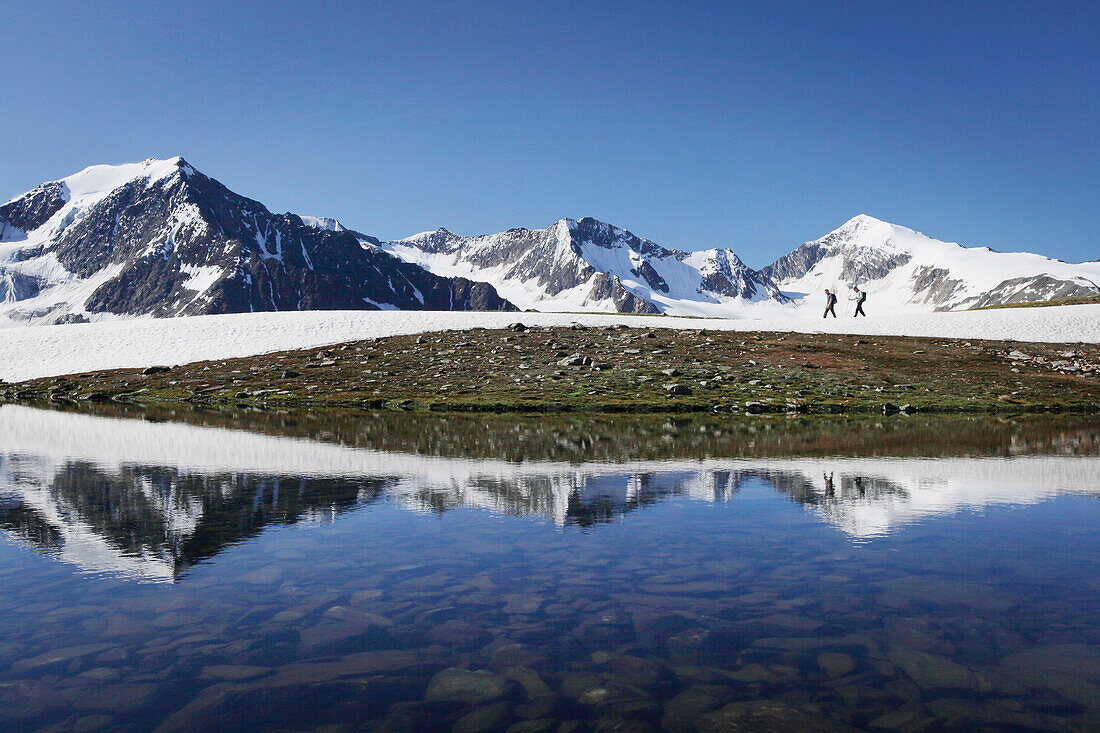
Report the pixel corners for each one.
[2,0,1097,266]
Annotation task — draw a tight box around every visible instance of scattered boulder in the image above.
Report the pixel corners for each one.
[141,365,171,375]
[697,700,855,732]
[558,354,589,367]
[664,383,692,396]
[452,701,511,733]
[889,647,974,691]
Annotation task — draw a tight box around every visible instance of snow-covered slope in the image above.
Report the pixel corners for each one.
[3,306,1100,383]
[381,217,789,317]
[764,215,1100,316]
[0,158,513,326]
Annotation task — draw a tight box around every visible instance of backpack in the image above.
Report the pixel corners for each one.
[858,290,867,303]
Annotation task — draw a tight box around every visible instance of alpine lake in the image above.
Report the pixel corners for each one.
[1,402,1099,732]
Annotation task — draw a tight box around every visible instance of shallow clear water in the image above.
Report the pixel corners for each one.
[1,404,1100,731]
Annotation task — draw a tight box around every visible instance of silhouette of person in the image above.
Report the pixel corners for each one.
[824,472,835,498]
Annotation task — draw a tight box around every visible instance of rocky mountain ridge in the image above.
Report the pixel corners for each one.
[381,217,788,317]
[0,158,514,325]
[3,158,1098,325]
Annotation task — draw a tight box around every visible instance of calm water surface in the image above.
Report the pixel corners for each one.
[1,404,1099,732]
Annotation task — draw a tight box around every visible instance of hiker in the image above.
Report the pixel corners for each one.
[851,286,867,317]
[823,289,838,318]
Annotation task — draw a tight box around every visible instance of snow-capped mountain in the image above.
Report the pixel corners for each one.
[0,158,514,325]
[381,217,789,316]
[3,157,1097,326]
[764,215,1100,315]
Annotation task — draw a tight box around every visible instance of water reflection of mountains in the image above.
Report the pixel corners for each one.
[1,404,1098,581]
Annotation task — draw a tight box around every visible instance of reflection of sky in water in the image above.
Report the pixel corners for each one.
[2,406,1100,730]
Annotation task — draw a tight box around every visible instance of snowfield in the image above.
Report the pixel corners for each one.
[2,305,1099,382]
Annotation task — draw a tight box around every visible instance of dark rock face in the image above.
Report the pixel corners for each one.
[2,159,516,322]
[909,266,967,310]
[0,181,68,235]
[632,259,670,294]
[964,275,1100,309]
[763,242,912,284]
[0,271,40,303]
[587,273,661,314]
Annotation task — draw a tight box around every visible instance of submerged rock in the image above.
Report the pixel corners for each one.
[425,667,511,704]
[452,701,511,733]
[696,700,858,732]
[889,646,974,691]
[816,652,856,678]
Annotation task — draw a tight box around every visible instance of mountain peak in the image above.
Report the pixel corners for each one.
[400,226,458,243]
[844,213,886,226]
[59,157,194,202]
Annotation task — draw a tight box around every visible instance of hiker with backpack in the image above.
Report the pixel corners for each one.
[823,289,838,318]
[850,286,867,317]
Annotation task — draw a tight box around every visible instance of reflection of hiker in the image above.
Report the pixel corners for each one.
[824,472,835,498]
[823,289,838,318]
[850,286,867,317]
[855,476,864,497]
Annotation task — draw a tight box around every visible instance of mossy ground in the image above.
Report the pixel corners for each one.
[4,325,1099,414]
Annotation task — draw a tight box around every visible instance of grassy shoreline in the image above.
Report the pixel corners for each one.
[11,400,1100,461]
[3,325,1098,414]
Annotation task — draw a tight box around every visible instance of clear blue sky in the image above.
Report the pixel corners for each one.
[2,0,1097,266]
